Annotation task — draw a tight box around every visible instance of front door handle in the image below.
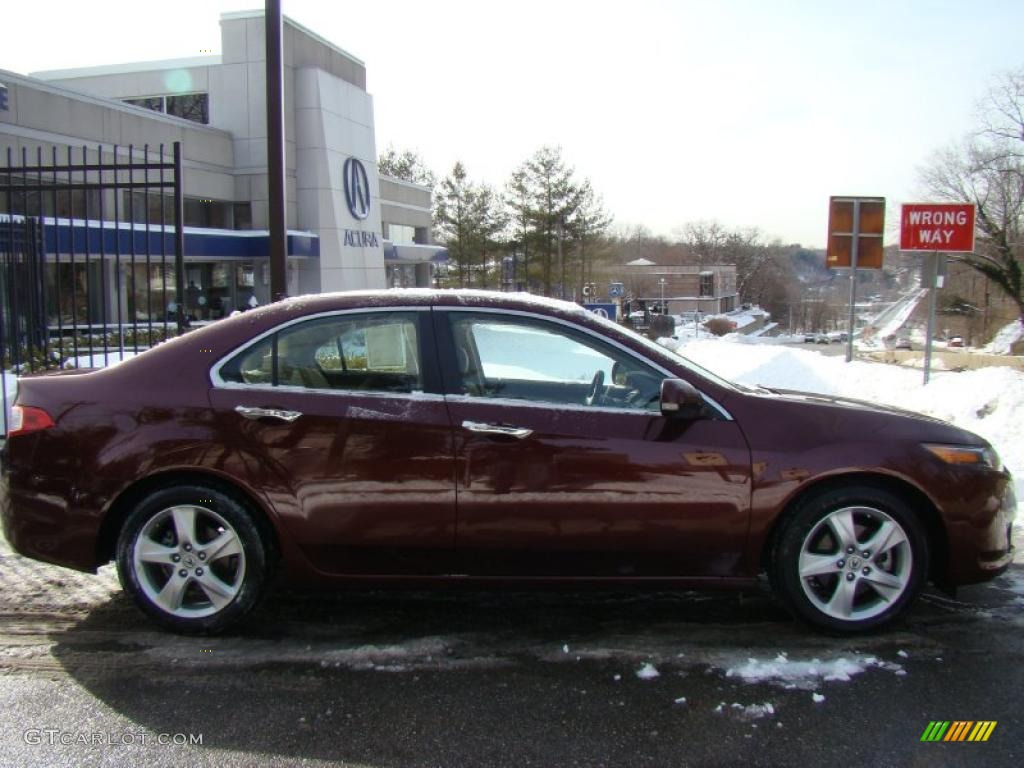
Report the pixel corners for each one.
[461,420,533,439]
[235,405,302,423]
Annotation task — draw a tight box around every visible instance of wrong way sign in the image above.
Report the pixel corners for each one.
[899,203,976,252]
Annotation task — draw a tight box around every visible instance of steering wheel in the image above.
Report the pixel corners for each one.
[585,369,605,407]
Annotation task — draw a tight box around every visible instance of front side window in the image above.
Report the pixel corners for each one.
[449,314,663,411]
[220,312,422,393]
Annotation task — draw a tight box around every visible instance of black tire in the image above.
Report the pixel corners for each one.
[116,483,268,634]
[770,484,929,633]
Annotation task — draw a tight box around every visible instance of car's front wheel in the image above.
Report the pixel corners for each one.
[771,485,929,632]
[116,484,268,634]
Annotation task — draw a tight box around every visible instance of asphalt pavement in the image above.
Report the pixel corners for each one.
[0,530,1021,768]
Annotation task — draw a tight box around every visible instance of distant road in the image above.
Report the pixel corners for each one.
[861,289,927,340]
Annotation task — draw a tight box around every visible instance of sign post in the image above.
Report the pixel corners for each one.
[899,203,976,385]
[827,196,886,362]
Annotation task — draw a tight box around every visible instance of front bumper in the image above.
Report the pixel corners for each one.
[947,475,1016,584]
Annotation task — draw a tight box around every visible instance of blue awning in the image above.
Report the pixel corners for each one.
[1,216,319,260]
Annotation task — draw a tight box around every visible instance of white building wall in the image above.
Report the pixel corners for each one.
[14,10,432,294]
[294,67,383,291]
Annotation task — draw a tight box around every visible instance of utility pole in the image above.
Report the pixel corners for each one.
[266,0,287,301]
[923,254,939,385]
[845,199,861,363]
[556,217,564,299]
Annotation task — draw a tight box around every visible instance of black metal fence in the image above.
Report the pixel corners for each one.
[0,141,185,434]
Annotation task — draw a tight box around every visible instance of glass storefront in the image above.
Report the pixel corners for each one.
[182,262,262,321]
[42,259,266,327]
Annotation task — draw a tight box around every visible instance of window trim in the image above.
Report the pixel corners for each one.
[437,307,733,421]
[209,306,436,395]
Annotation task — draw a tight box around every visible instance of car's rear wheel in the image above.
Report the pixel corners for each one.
[116,484,268,634]
[771,485,928,632]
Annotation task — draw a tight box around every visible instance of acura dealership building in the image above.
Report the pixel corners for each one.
[0,9,442,316]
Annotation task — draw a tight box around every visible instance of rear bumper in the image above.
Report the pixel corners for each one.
[0,458,100,573]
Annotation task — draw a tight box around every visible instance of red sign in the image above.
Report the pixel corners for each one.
[899,203,976,253]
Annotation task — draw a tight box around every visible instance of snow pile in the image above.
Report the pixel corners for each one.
[635,662,660,680]
[721,653,904,689]
[984,319,1024,355]
[714,702,776,719]
[717,332,805,345]
[663,338,1024,497]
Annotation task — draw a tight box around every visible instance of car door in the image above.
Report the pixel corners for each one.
[208,308,456,576]
[436,309,752,579]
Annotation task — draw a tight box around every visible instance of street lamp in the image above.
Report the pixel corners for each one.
[659,278,666,314]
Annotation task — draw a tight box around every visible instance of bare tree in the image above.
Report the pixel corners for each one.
[678,221,729,269]
[920,141,1024,324]
[976,66,1024,150]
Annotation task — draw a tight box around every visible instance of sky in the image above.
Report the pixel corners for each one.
[4,0,1023,248]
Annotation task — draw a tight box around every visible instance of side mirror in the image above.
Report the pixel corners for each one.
[660,378,704,418]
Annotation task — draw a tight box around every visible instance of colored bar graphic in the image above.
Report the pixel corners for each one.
[944,721,973,741]
[921,721,996,742]
[969,722,997,742]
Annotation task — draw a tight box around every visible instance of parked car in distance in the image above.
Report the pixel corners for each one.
[803,334,816,343]
[895,337,913,350]
[948,336,965,348]
[815,334,830,344]
[1,291,1015,635]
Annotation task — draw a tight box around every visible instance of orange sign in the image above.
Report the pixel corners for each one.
[827,197,886,269]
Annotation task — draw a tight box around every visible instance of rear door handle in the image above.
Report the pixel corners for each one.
[234,405,302,423]
[461,420,533,439]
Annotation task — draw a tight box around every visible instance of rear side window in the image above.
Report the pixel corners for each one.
[219,312,422,393]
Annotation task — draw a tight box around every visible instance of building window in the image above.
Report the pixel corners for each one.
[123,96,164,113]
[386,223,415,244]
[233,202,252,230]
[121,93,209,125]
[166,94,209,124]
[699,272,714,297]
[183,197,231,229]
[1,180,100,220]
[122,191,177,225]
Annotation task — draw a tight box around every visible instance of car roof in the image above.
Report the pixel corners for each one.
[267,288,591,317]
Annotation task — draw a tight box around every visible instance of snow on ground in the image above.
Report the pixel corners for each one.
[662,337,1024,502]
[721,652,903,690]
[984,319,1024,355]
[714,701,776,720]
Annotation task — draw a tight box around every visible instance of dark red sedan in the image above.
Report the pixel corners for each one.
[1,290,1016,633]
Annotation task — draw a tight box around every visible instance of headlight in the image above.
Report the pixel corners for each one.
[923,443,1002,471]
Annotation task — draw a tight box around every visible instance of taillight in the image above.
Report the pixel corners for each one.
[8,405,56,437]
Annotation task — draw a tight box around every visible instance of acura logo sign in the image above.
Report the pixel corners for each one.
[343,157,371,220]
